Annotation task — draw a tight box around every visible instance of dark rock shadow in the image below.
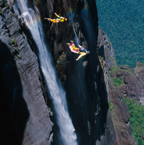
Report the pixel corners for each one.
[35,0,109,144]
[0,42,29,145]
[63,0,109,145]
[65,52,89,145]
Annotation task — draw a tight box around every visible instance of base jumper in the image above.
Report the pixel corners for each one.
[67,41,90,61]
[44,13,67,23]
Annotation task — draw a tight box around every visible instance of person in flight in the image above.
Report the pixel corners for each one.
[67,41,90,61]
[54,13,67,22]
[44,13,67,23]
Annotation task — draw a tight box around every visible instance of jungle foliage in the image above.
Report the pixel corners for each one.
[112,77,124,89]
[96,0,144,67]
[123,97,144,145]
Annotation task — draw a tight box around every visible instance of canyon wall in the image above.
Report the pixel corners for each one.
[0,0,139,145]
[0,1,53,144]
[38,0,117,145]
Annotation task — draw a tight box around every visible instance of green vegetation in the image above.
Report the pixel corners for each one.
[110,66,118,74]
[109,100,115,125]
[110,66,124,74]
[11,37,17,46]
[123,97,144,145]
[112,77,124,89]
[136,61,144,67]
[4,2,7,7]
[29,121,33,125]
[34,0,39,3]
[16,47,19,52]
[17,55,21,58]
[110,66,129,74]
[56,54,67,78]
[56,54,67,67]
[134,61,144,73]
[96,0,144,67]
[109,101,114,111]
[105,47,109,50]
[108,100,117,130]
[110,67,125,88]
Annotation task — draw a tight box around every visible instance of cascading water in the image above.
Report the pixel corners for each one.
[80,0,94,38]
[13,1,78,145]
[67,1,79,44]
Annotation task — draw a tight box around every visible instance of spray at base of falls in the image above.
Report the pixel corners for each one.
[13,1,78,145]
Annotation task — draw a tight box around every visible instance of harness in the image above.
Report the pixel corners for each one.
[58,16,64,20]
[72,44,79,52]
[79,46,87,53]
[55,19,60,23]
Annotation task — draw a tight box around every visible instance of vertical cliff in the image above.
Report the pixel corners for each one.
[0,0,134,144]
[0,1,53,144]
[97,28,137,145]
[38,0,117,145]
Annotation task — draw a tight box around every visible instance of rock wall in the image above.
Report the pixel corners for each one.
[38,0,117,145]
[1,0,139,145]
[97,28,137,145]
[0,1,53,145]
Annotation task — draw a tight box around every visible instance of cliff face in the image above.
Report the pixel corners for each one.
[38,0,117,145]
[0,1,53,145]
[97,28,137,145]
[0,0,126,145]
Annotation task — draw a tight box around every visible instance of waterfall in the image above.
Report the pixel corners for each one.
[13,1,78,145]
[67,0,79,44]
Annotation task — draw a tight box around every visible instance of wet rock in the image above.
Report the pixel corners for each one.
[83,61,88,68]
[38,1,116,145]
[98,110,117,145]
[0,5,53,145]
[0,0,3,7]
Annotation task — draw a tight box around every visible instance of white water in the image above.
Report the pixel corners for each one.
[68,0,79,44]
[13,1,78,145]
